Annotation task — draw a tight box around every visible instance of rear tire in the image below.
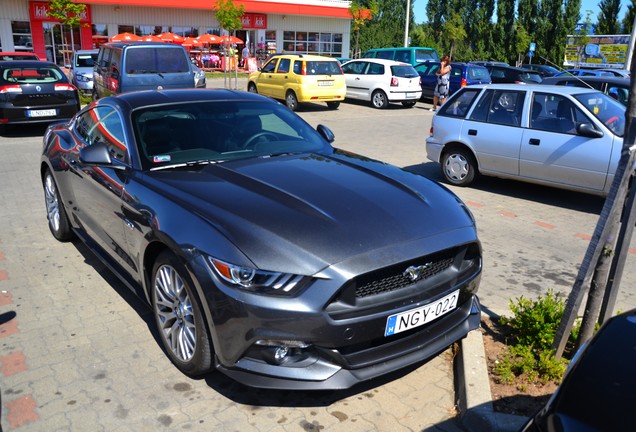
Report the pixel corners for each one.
[151,250,213,376]
[371,90,388,109]
[326,101,340,110]
[285,91,299,111]
[441,148,477,186]
[402,101,417,108]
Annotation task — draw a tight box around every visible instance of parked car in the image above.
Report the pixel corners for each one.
[541,75,630,106]
[362,47,439,66]
[340,58,422,108]
[596,68,630,78]
[192,64,206,88]
[247,53,345,111]
[0,51,41,61]
[0,60,80,133]
[469,60,509,67]
[40,89,482,389]
[522,64,560,77]
[553,68,614,77]
[93,42,194,100]
[521,308,636,431]
[485,65,543,84]
[426,84,625,196]
[68,49,98,94]
[415,61,491,100]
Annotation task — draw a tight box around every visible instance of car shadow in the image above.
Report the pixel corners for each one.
[340,98,424,110]
[403,162,605,214]
[0,123,50,138]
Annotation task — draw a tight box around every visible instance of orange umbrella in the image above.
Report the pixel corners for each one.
[139,35,162,42]
[111,32,140,42]
[158,32,184,43]
[197,34,221,45]
[182,37,203,47]
[220,35,243,44]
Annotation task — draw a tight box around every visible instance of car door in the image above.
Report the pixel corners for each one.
[341,60,369,100]
[461,88,527,176]
[414,62,439,99]
[255,57,278,97]
[519,92,613,192]
[270,57,291,100]
[67,106,135,273]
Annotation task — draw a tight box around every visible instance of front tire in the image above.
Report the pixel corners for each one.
[151,251,213,376]
[441,148,478,186]
[43,169,74,241]
[326,101,340,110]
[285,91,299,111]
[247,82,257,93]
[371,90,388,109]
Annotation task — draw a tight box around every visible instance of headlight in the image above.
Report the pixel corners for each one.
[208,257,306,295]
[74,73,91,82]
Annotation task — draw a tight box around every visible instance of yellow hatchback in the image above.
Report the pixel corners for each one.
[247,54,346,111]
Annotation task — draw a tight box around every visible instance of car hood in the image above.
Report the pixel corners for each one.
[144,151,475,274]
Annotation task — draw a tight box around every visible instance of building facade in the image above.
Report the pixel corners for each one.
[0,0,352,65]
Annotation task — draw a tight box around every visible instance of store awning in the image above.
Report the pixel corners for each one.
[81,0,353,18]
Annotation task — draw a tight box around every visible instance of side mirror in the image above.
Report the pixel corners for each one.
[577,122,604,138]
[79,142,127,170]
[316,124,335,143]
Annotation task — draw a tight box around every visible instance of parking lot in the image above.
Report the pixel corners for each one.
[1,93,634,431]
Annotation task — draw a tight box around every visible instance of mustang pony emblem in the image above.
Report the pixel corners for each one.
[404,263,433,281]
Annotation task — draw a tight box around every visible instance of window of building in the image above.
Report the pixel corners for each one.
[117,25,198,37]
[12,21,33,52]
[282,31,342,57]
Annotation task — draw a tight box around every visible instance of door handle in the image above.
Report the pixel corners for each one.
[468,129,477,136]
[529,138,540,145]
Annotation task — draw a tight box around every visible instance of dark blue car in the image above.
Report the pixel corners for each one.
[415,61,491,100]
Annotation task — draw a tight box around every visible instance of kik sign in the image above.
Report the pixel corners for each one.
[30,1,91,23]
[241,13,267,29]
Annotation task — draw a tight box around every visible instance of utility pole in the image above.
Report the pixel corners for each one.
[404,0,411,47]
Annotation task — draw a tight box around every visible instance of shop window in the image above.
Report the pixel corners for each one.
[282,32,343,57]
[12,21,33,52]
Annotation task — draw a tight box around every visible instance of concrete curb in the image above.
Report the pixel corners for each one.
[457,324,529,432]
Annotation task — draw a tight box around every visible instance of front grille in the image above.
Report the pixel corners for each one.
[355,257,453,298]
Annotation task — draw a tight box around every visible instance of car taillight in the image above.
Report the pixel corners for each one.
[515,81,526,84]
[301,61,307,76]
[430,126,434,136]
[390,76,399,86]
[55,83,76,91]
[0,85,22,94]
[461,78,467,87]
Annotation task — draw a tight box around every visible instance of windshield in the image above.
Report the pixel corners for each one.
[75,53,97,68]
[574,92,626,137]
[132,100,333,171]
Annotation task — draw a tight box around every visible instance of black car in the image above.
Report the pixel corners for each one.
[41,89,482,390]
[522,308,636,431]
[0,60,80,132]
[485,65,542,84]
[522,64,560,77]
[541,75,630,106]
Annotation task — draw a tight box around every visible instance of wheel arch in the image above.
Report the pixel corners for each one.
[441,142,480,172]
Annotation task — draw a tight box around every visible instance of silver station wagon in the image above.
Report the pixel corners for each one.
[426,84,626,196]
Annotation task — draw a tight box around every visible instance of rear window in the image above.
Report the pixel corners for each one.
[1,66,65,83]
[521,72,542,83]
[125,47,190,74]
[415,49,439,62]
[0,54,38,61]
[304,61,342,75]
[391,65,418,78]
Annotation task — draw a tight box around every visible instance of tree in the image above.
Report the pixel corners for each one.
[597,0,622,34]
[515,25,532,66]
[47,0,87,65]
[213,0,244,88]
[493,0,515,63]
[358,0,410,52]
[442,12,467,60]
[349,0,378,58]
[622,0,636,33]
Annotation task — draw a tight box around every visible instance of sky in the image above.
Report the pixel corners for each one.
[412,0,631,25]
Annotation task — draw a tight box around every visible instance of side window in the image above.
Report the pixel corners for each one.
[293,60,301,75]
[530,93,588,134]
[376,51,393,60]
[450,66,462,78]
[88,106,129,163]
[395,50,410,63]
[262,58,277,73]
[75,110,99,143]
[110,49,121,78]
[468,89,524,126]
[342,61,366,74]
[426,64,440,76]
[277,58,290,73]
[367,63,384,75]
[607,86,628,105]
[439,88,481,118]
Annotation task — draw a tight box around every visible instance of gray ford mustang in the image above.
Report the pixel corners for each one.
[40,89,482,390]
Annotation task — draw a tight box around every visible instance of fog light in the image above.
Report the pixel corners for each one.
[274,346,289,361]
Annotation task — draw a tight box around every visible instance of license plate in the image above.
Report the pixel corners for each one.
[384,290,459,336]
[27,109,57,118]
[318,80,334,86]
[405,92,416,98]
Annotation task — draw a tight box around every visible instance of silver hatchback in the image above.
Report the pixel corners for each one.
[68,49,98,94]
[426,84,626,196]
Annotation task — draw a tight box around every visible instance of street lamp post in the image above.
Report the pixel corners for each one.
[404,0,411,47]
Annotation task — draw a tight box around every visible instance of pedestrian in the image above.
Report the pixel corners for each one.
[430,55,451,112]
[241,45,250,68]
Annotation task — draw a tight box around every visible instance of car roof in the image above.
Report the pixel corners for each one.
[0,60,59,68]
[103,42,185,48]
[346,58,412,66]
[0,51,38,56]
[95,88,275,112]
[541,75,629,85]
[75,49,99,54]
[465,83,604,95]
[273,54,339,61]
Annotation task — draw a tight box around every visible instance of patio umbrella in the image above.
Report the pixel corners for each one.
[158,32,184,44]
[220,35,243,45]
[111,32,140,42]
[182,37,203,47]
[139,35,162,42]
[197,34,221,45]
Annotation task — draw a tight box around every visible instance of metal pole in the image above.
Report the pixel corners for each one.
[626,14,636,70]
[404,0,411,47]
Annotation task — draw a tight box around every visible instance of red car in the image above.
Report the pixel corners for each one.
[0,51,42,61]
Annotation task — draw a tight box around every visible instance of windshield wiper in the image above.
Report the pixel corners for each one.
[259,151,300,159]
[150,159,224,171]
